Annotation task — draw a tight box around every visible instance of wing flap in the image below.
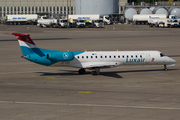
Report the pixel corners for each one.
[83,62,120,69]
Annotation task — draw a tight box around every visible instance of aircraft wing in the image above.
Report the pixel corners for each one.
[82,62,120,69]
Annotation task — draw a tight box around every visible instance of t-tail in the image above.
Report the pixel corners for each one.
[11,33,45,57]
[7,33,75,66]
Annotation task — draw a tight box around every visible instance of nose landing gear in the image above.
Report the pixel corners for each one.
[164,65,168,71]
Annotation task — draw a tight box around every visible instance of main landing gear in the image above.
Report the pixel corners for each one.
[92,68,100,75]
[78,68,85,74]
[78,68,100,75]
[164,65,168,71]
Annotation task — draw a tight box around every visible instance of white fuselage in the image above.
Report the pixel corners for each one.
[51,51,176,69]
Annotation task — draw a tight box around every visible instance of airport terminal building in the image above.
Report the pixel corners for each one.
[0,0,126,18]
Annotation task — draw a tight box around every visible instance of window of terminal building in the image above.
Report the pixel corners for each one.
[57,7,59,12]
[14,7,16,12]
[53,7,55,12]
[35,7,37,12]
[21,7,23,12]
[0,7,2,12]
[50,7,52,12]
[60,7,62,14]
[11,7,12,12]
[39,7,41,12]
[7,7,9,12]
[46,7,48,12]
[68,7,69,14]
[43,7,45,12]
[25,7,27,11]
[71,7,73,12]
[4,7,5,12]
[64,7,66,15]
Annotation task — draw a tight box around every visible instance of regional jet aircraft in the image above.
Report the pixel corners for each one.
[8,33,176,75]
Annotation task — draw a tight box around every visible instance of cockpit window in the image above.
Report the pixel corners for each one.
[160,53,165,57]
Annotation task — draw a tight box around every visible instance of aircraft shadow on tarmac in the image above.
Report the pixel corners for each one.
[37,69,179,78]
[0,38,72,42]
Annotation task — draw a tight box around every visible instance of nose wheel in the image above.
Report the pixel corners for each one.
[164,65,168,71]
[78,68,85,74]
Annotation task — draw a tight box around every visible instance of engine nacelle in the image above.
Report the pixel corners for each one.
[47,51,74,61]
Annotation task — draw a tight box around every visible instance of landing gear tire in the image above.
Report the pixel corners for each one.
[92,68,100,75]
[40,24,43,28]
[164,65,168,71]
[78,68,85,74]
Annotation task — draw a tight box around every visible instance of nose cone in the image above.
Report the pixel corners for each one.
[169,58,176,64]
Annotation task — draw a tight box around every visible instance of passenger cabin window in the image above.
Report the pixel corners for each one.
[101,56,103,58]
[118,56,120,58]
[105,56,107,58]
[82,56,84,59]
[136,55,137,58]
[114,56,116,58]
[77,56,79,59]
[86,56,88,58]
[95,56,97,58]
[109,56,111,58]
[127,55,129,58]
[91,56,93,58]
[122,55,124,58]
[160,53,165,57]
[131,55,133,58]
[140,55,142,58]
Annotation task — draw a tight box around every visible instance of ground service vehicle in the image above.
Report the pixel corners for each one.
[76,20,86,28]
[93,20,104,28]
[6,14,38,25]
[69,19,77,28]
[148,15,180,27]
[59,19,69,28]
[133,14,166,25]
[37,16,59,28]
[149,19,179,28]
[69,14,111,25]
